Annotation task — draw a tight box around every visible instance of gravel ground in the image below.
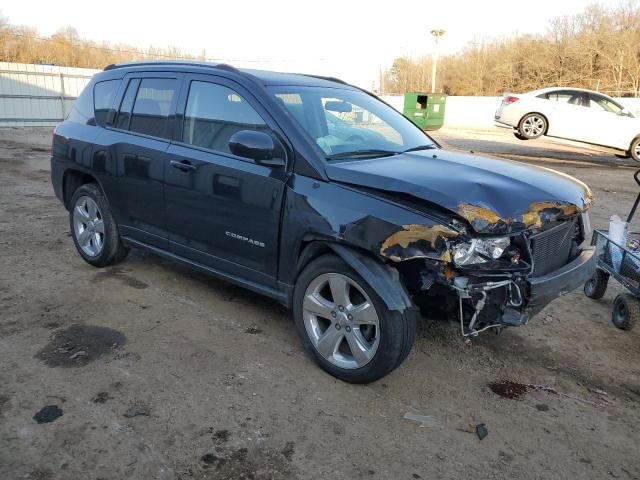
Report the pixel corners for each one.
[1,127,639,480]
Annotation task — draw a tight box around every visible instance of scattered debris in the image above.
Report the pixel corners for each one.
[92,392,111,404]
[123,404,150,418]
[281,441,295,461]
[245,325,263,334]
[535,404,550,412]
[33,405,63,424]
[404,412,437,427]
[475,423,488,441]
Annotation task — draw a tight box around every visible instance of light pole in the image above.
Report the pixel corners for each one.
[430,29,445,93]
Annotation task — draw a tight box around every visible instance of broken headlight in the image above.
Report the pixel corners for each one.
[452,237,510,266]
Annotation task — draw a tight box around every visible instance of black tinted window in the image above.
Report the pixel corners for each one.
[67,82,94,124]
[129,78,178,139]
[182,81,267,154]
[115,79,140,130]
[93,79,121,126]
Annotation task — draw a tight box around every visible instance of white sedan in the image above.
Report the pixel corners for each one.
[495,87,640,161]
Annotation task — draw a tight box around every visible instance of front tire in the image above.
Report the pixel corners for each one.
[630,137,640,162]
[69,183,129,267]
[518,113,547,139]
[293,254,416,383]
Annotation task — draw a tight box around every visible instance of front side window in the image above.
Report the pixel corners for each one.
[589,94,624,115]
[270,86,436,159]
[182,81,268,154]
[129,78,178,139]
[94,79,121,126]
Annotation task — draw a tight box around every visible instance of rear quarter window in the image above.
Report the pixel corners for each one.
[94,79,122,126]
[67,81,95,124]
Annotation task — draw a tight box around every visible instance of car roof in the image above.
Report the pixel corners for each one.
[526,86,610,96]
[103,60,357,89]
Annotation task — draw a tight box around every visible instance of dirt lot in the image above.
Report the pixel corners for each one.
[1,127,639,480]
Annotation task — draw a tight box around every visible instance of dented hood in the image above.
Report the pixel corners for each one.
[325,149,592,234]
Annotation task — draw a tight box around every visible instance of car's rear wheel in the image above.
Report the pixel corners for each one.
[518,113,547,139]
[70,184,129,267]
[293,254,416,383]
[629,137,640,162]
[513,131,529,141]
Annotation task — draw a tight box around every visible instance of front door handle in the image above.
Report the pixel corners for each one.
[170,159,197,172]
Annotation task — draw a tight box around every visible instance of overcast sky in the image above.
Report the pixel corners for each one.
[4,0,605,88]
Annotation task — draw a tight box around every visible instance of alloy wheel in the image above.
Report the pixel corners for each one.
[522,115,545,137]
[302,273,380,369]
[73,196,105,257]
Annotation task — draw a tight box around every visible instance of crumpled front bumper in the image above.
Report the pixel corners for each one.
[526,247,596,315]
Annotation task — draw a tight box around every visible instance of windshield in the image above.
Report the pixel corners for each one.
[268,86,437,160]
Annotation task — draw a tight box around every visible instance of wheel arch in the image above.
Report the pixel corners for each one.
[294,240,414,313]
[519,111,549,135]
[62,168,102,209]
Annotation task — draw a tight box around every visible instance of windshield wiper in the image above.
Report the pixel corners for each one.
[402,144,438,153]
[326,149,400,160]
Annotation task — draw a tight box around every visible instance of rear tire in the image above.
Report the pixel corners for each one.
[513,131,529,141]
[69,184,129,267]
[584,269,609,299]
[518,113,547,139]
[292,254,416,383]
[629,137,640,162]
[612,293,639,330]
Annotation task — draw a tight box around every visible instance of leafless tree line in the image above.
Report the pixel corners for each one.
[383,1,640,97]
[0,15,206,68]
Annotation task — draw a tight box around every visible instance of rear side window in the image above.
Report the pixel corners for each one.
[115,79,140,130]
[182,81,267,154]
[543,90,584,106]
[129,78,178,139]
[94,79,121,126]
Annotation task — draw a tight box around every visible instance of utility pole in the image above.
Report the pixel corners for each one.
[430,29,445,93]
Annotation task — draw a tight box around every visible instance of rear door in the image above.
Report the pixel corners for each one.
[95,72,182,249]
[542,89,589,141]
[164,74,289,286]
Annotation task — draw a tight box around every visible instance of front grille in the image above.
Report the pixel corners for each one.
[530,218,577,276]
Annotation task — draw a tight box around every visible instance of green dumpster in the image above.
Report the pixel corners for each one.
[403,92,447,131]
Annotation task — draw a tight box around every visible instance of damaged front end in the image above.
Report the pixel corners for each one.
[379,201,595,338]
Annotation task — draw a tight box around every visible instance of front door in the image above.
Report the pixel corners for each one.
[164,75,288,287]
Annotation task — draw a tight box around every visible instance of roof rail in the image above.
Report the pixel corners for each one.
[300,74,348,85]
[103,60,239,72]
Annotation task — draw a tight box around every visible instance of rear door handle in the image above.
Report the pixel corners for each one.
[170,159,197,172]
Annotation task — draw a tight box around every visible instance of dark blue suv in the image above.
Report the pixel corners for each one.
[52,61,595,383]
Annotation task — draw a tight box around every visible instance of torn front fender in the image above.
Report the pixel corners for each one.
[379,224,459,262]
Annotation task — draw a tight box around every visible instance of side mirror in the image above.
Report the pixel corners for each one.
[228,130,285,167]
[621,108,633,117]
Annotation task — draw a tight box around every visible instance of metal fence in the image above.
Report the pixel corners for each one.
[0,62,99,127]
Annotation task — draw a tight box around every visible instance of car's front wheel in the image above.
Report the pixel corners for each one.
[518,113,547,139]
[630,137,640,162]
[293,254,416,383]
[70,183,129,267]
